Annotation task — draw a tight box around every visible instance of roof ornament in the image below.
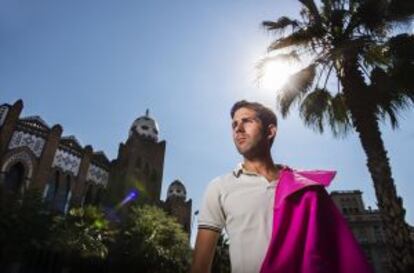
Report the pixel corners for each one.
[128,109,160,141]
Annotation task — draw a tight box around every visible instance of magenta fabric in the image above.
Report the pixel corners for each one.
[260,167,374,273]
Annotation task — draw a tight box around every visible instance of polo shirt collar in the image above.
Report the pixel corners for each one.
[232,163,289,178]
[232,163,256,178]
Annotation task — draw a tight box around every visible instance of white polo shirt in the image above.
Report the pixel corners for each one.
[198,164,286,273]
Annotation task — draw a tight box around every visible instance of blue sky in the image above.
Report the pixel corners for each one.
[1,0,413,244]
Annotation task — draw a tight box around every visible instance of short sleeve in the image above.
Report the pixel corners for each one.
[197,178,226,233]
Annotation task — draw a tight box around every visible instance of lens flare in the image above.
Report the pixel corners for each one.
[117,189,139,208]
[104,189,140,223]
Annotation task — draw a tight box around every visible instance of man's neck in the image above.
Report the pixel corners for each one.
[242,156,281,182]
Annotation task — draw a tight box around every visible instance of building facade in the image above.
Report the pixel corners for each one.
[0,100,192,234]
[330,190,390,273]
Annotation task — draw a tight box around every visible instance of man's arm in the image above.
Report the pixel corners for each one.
[191,228,220,273]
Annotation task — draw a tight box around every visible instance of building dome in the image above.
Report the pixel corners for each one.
[129,109,159,142]
[167,179,187,200]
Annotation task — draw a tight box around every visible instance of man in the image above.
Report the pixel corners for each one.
[191,100,374,273]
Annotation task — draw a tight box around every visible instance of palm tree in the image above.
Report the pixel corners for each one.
[260,1,414,272]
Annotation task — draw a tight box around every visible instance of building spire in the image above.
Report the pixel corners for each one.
[145,109,149,117]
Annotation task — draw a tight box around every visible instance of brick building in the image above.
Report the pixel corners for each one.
[330,190,390,273]
[0,99,192,235]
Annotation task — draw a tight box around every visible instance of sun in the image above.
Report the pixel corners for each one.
[259,60,299,91]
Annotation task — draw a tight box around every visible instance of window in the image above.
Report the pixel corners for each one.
[4,162,25,194]
[54,174,71,212]
[44,171,59,204]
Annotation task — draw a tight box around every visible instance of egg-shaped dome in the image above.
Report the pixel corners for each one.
[167,179,187,200]
[129,109,159,142]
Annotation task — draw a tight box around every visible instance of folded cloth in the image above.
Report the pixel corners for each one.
[260,168,374,273]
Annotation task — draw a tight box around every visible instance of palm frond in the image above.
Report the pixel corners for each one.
[391,62,414,94]
[329,8,350,29]
[328,93,353,138]
[363,44,390,67]
[387,33,414,60]
[387,34,414,95]
[370,67,413,129]
[277,64,317,117]
[262,16,300,32]
[315,36,376,68]
[256,51,300,83]
[299,88,331,133]
[387,0,414,22]
[267,25,323,51]
[356,0,389,32]
[299,88,353,137]
[298,0,322,24]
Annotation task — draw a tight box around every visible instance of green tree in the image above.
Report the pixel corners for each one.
[111,204,191,273]
[0,188,52,271]
[212,233,231,273]
[260,1,414,272]
[48,205,115,260]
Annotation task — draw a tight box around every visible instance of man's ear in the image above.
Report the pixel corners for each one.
[267,124,277,140]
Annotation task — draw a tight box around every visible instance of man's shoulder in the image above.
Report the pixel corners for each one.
[207,172,236,187]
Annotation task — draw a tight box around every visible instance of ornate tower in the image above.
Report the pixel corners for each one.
[106,110,166,205]
[164,179,192,235]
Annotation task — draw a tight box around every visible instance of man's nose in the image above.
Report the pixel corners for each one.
[234,122,244,132]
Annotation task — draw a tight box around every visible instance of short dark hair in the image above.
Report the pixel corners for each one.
[230,100,277,129]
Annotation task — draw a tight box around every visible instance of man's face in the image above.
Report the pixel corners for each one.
[232,107,266,158]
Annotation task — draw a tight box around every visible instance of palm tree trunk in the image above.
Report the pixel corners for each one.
[339,55,414,273]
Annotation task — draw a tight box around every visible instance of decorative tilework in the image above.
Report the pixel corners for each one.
[87,164,108,187]
[0,105,9,127]
[8,131,45,158]
[52,149,81,176]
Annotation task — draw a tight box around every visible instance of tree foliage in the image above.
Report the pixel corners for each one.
[212,233,231,273]
[0,189,52,259]
[260,0,414,137]
[110,204,191,273]
[48,205,115,259]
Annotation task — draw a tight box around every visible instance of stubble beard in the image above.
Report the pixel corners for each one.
[236,135,268,160]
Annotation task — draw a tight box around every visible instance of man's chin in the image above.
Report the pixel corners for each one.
[237,147,253,158]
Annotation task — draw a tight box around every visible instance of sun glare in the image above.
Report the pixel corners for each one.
[260,60,300,91]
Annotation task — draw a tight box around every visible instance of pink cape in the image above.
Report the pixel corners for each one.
[260,167,374,273]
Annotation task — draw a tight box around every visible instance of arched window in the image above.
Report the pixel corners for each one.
[63,175,72,213]
[4,162,25,194]
[55,174,71,212]
[44,171,60,204]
